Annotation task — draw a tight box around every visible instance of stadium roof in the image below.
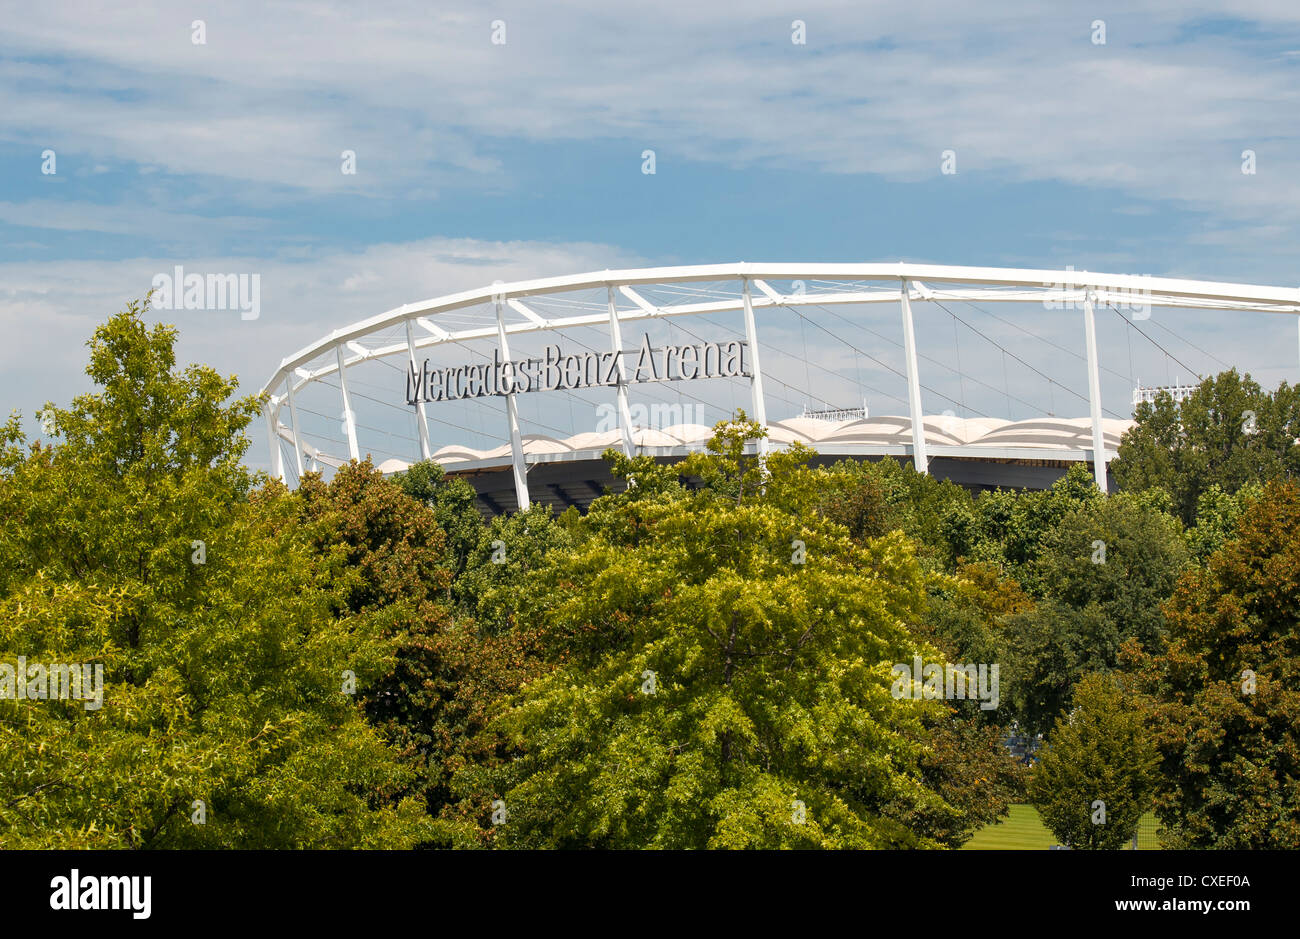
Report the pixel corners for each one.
[334,414,1133,514]
[355,414,1132,475]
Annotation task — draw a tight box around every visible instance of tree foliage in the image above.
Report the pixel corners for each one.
[0,300,430,848]
[1126,480,1300,848]
[10,302,1300,850]
[997,492,1188,735]
[1029,673,1158,849]
[1112,369,1300,525]
[392,460,484,598]
[461,418,1012,848]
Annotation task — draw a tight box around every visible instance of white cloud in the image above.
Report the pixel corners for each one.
[0,199,267,235]
[1,1,1299,222]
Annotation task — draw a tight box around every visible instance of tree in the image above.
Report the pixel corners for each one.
[460,417,1006,848]
[923,561,1029,682]
[900,566,1030,842]
[294,461,572,846]
[423,503,576,845]
[898,713,1026,847]
[392,460,485,600]
[294,460,453,823]
[1126,480,1300,848]
[0,300,431,848]
[961,464,1100,593]
[1112,369,1300,525]
[999,492,1187,735]
[811,461,897,544]
[1036,492,1187,650]
[812,457,975,570]
[1183,482,1262,562]
[1029,673,1158,849]
[455,502,576,634]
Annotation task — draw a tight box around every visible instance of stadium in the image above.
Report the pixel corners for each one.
[259,263,1300,513]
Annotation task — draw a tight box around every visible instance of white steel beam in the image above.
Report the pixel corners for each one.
[263,263,1300,399]
[900,279,928,475]
[607,287,636,456]
[258,264,1300,473]
[269,286,1300,392]
[740,277,769,454]
[507,298,549,327]
[618,285,662,316]
[286,377,305,479]
[265,403,285,482]
[495,296,531,511]
[336,344,360,462]
[416,316,449,339]
[751,279,784,303]
[404,320,432,461]
[1082,290,1109,492]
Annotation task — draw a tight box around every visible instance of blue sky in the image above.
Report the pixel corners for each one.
[3,1,1300,471]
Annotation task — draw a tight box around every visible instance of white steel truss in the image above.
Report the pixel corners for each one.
[260,262,1300,500]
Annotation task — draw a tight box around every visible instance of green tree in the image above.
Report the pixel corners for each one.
[923,562,1028,674]
[1029,673,1158,849]
[813,461,896,544]
[963,464,1100,592]
[900,713,1026,846]
[1036,492,1186,649]
[460,417,1004,848]
[1001,493,1187,735]
[294,461,568,846]
[294,460,453,821]
[903,566,1030,839]
[455,502,576,633]
[425,503,575,845]
[1182,482,1262,562]
[392,460,485,599]
[1126,480,1300,848]
[1112,369,1300,525]
[813,457,974,569]
[0,300,430,848]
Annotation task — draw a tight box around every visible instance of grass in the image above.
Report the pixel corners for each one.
[962,803,1057,850]
[962,804,1164,850]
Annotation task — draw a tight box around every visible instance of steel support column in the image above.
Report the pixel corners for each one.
[607,286,635,456]
[265,404,285,482]
[286,377,305,479]
[900,279,928,474]
[740,277,769,454]
[495,296,531,511]
[404,320,432,460]
[1082,290,1109,492]
[336,344,360,462]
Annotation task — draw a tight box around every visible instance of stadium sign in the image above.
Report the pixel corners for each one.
[406,332,749,405]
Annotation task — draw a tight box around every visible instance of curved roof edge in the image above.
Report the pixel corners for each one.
[328,414,1133,476]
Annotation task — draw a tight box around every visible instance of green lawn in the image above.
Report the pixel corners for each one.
[962,804,1164,850]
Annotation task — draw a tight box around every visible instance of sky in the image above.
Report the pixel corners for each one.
[3,1,1300,473]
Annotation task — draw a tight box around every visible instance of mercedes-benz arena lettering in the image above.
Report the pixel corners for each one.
[407,335,750,405]
[260,263,1300,515]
